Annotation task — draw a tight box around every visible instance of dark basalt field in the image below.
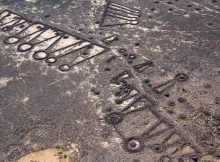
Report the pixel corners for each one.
[0,0,219,161]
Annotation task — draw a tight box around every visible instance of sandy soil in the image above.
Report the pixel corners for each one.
[17,148,70,162]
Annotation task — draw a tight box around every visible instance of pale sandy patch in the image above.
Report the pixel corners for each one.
[0,77,13,89]
[17,148,70,162]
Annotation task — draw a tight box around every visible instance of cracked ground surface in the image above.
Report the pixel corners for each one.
[0,0,219,161]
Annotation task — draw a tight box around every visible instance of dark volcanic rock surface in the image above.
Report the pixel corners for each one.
[0,0,219,161]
